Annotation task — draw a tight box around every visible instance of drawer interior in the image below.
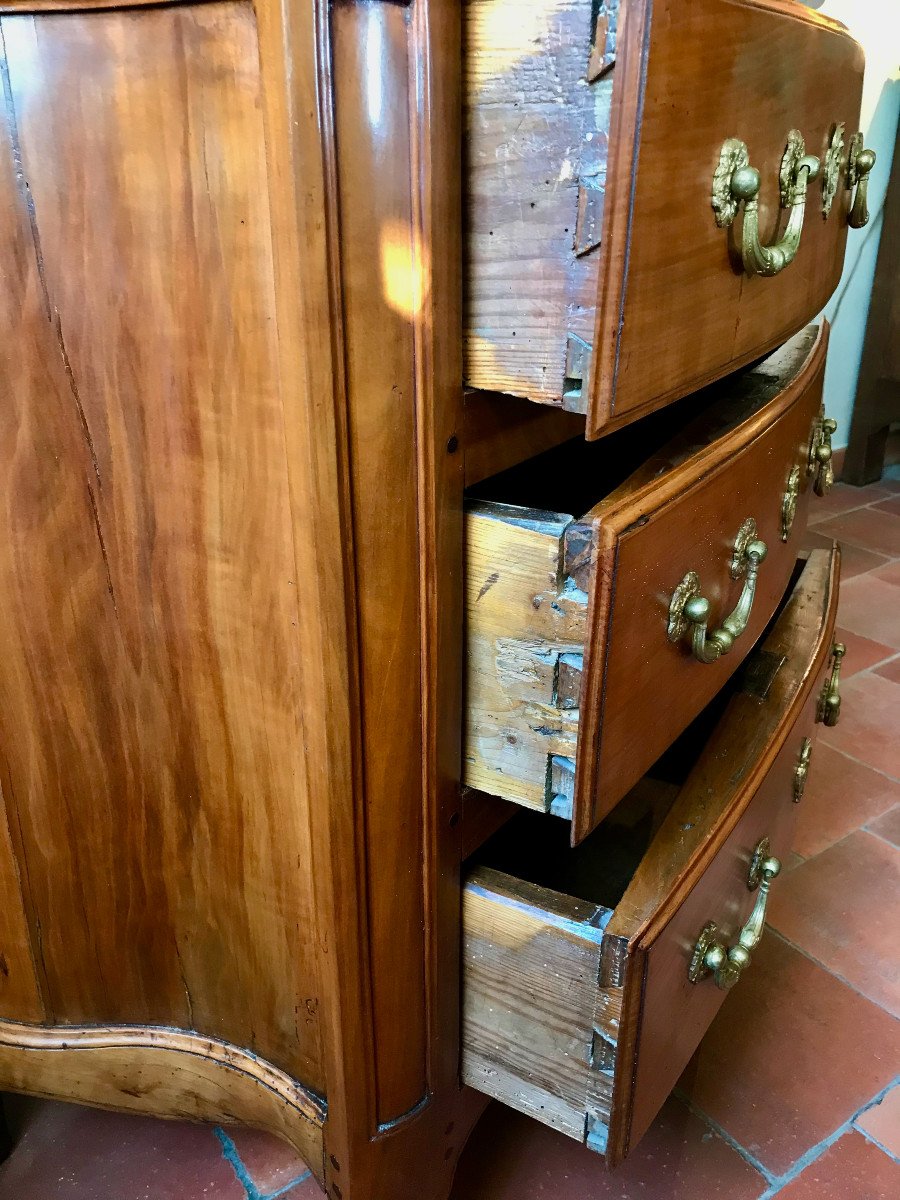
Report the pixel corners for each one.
[466,624,759,911]
[465,329,824,836]
[467,329,818,522]
[463,548,839,1163]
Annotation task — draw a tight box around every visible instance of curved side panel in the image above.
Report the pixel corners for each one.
[0,1020,326,1180]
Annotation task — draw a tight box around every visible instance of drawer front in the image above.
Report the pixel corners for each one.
[465,0,866,439]
[574,323,828,840]
[465,325,833,841]
[462,546,841,1163]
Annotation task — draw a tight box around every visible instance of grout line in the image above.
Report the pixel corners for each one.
[811,744,900,782]
[852,1122,900,1167]
[683,1075,900,1199]
[265,1169,314,1199]
[808,496,891,526]
[215,1127,262,1200]
[861,825,900,852]
[817,740,900,785]
[673,1091,775,1185]
[764,928,900,1022]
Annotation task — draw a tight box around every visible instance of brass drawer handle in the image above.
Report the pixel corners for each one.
[847,132,876,229]
[793,736,812,803]
[668,518,768,664]
[712,131,820,277]
[689,837,781,991]
[809,410,838,497]
[817,642,845,727]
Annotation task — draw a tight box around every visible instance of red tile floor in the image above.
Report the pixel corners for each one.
[2,471,900,1199]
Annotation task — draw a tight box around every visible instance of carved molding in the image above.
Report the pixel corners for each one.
[0,1019,326,1178]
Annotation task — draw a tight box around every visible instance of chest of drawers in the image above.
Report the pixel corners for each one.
[0,1,867,1197]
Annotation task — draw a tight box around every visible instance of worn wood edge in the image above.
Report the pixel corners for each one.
[571,323,828,843]
[0,0,219,11]
[724,0,854,39]
[464,865,612,934]
[588,0,651,436]
[612,545,838,946]
[604,544,840,1166]
[592,322,829,531]
[586,0,858,440]
[0,1019,326,1176]
[590,301,838,441]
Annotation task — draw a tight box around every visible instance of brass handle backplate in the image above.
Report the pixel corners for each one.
[847,132,876,229]
[817,642,845,727]
[793,736,813,803]
[668,518,768,664]
[809,410,838,497]
[712,131,820,276]
[689,837,782,990]
[782,465,801,541]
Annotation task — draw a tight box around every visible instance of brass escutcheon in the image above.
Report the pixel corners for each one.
[793,737,813,803]
[821,123,845,218]
[782,465,801,541]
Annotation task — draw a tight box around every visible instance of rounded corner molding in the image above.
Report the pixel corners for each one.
[0,1018,326,1175]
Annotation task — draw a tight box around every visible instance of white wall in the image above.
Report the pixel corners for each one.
[806,1,900,448]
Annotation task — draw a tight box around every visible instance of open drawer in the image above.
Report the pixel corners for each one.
[465,0,869,438]
[462,545,842,1165]
[465,325,838,843]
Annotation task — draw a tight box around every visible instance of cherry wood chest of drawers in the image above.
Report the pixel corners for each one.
[0,1,869,1197]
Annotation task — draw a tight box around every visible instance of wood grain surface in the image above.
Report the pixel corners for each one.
[609,544,840,1161]
[0,2,325,1087]
[0,1019,326,1172]
[0,0,478,1192]
[464,326,829,841]
[575,324,828,840]
[462,546,840,1163]
[464,0,863,438]
[591,0,863,437]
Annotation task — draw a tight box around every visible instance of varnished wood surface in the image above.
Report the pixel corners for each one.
[611,544,840,1161]
[0,1018,326,1172]
[0,2,323,1087]
[331,0,428,1126]
[590,0,863,437]
[0,0,474,1194]
[462,546,840,1163]
[464,0,864,439]
[464,325,829,841]
[575,323,828,840]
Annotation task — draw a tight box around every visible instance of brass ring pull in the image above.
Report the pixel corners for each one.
[809,410,838,497]
[847,132,876,229]
[712,131,820,277]
[817,642,845,727]
[689,838,781,990]
[668,518,768,665]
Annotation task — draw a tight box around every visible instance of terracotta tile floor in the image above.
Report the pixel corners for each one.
[2,475,900,1199]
